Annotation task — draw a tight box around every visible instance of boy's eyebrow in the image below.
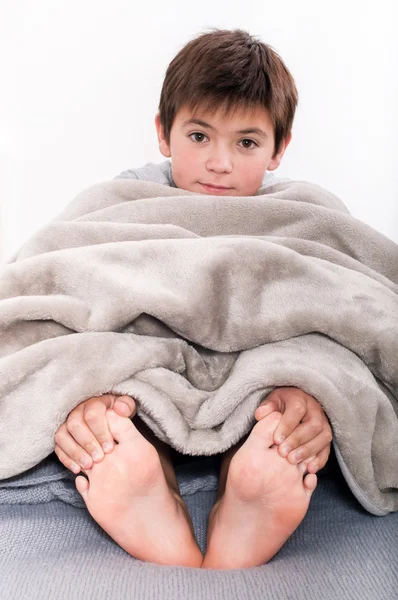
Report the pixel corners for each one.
[182,118,268,138]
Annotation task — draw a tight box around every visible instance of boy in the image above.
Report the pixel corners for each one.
[54,29,332,569]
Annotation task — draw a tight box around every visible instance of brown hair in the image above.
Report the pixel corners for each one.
[158,28,298,156]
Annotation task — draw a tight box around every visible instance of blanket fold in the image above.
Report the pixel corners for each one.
[1,179,397,515]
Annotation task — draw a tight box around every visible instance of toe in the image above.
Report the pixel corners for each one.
[106,409,136,443]
[250,411,283,448]
[303,473,318,496]
[114,395,136,418]
[75,475,89,500]
[297,455,316,474]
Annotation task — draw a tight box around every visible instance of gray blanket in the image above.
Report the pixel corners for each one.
[0,179,397,516]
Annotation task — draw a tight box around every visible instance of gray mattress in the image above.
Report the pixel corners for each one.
[0,447,397,600]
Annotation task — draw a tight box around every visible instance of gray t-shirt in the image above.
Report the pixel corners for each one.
[114,160,289,190]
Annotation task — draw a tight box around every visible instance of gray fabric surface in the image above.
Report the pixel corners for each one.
[0,178,397,517]
[0,451,397,600]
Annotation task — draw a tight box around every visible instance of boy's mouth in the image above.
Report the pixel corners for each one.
[200,183,232,193]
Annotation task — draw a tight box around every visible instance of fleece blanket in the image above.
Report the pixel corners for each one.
[0,179,397,516]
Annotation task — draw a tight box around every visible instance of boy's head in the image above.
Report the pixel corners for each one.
[155,28,298,196]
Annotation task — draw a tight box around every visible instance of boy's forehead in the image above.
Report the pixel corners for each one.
[177,103,273,129]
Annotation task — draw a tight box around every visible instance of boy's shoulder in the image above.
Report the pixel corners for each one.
[114,160,176,187]
[114,160,289,190]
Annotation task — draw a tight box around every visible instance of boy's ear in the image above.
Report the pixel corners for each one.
[267,132,292,171]
[155,113,171,158]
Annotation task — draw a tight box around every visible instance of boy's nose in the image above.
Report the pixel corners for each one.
[206,156,233,173]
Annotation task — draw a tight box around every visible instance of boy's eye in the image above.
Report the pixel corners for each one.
[189,133,258,149]
[238,139,258,149]
[189,132,208,143]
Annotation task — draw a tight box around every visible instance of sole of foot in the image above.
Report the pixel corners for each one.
[202,411,317,569]
[75,409,203,568]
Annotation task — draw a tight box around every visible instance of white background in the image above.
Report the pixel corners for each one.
[1,0,397,263]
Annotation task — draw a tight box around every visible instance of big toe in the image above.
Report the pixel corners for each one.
[114,395,136,417]
[227,412,283,501]
[249,411,283,449]
[106,409,137,443]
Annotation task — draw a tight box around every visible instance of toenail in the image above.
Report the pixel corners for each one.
[280,445,290,457]
[81,456,91,469]
[102,442,112,452]
[293,451,302,462]
[276,434,285,444]
[91,450,102,461]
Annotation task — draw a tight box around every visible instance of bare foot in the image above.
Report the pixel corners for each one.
[202,412,317,569]
[75,409,203,568]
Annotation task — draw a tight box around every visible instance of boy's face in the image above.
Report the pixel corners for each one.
[155,103,291,196]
